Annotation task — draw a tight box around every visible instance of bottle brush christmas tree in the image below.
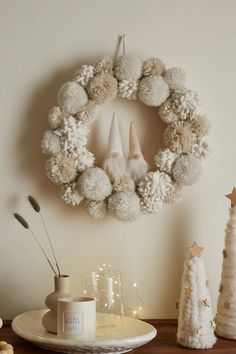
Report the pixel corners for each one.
[177,242,217,349]
[216,187,236,339]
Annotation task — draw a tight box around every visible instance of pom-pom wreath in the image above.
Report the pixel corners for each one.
[78,167,112,201]
[41,130,61,155]
[164,183,183,204]
[85,200,107,219]
[48,106,69,129]
[138,171,172,213]
[73,65,94,87]
[138,75,169,107]
[191,139,210,159]
[76,100,99,124]
[42,55,210,221]
[154,148,178,174]
[172,155,201,186]
[61,182,84,206]
[118,79,138,100]
[142,57,165,76]
[191,115,210,137]
[108,191,141,222]
[158,99,178,124]
[163,121,196,154]
[114,55,143,81]
[45,152,77,185]
[163,67,186,90]
[94,56,113,75]
[87,72,118,104]
[57,81,88,114]
[113,176,135,193]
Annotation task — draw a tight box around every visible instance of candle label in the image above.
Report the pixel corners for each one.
[63,312,83,335]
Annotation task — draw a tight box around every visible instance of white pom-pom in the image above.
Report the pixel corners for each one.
[86,200,107,219]
[118,79,138,100]
[164,67,186,90]
[172,155,201,186]
[61,182,84,206]
[138,75,170,107]
[154,148,178,174]
[78,167,112,201]
[108,191,141,222]
[57,81,88,114]
[41,130,61,155]
[48,106,68,129]
[114,55,143,81]
[73,65,94,87]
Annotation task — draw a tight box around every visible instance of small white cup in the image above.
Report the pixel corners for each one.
[57,297,96,339]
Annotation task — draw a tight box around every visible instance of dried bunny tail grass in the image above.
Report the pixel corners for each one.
[28,195,40,212]
[14,213,29,229]
[142,57,166,76]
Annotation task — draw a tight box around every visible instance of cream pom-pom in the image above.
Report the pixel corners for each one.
[191,115,210,137]
[172,155,201,186]
[76,149,95,172]
[138,171,172,213]
[113,176,135,193]
[41,130,61,155]
[164,183,183,204]
[118,79,138,100]
[61,182,84,206]
[48,106,69,129]
[85,200,107,219]
[158,99,178,124]
[114,55,142,81]
[163,121,196,154]
[142,57,165,76]
[171,89,199,120]
[191,139,210,159]
[78,167,112,201]
[154,148,178,174]
[45,152,77,185]
[87,72,117,104]
[108,191,141,222]
[73,65,94,87]
[57,81,88,115]
[164,67,186,90]
[76,101,99,124]
[138,75,170,107]
[94,56,113,75]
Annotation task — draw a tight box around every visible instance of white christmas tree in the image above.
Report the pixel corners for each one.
[216,187,236,339]
[177,242,217,349]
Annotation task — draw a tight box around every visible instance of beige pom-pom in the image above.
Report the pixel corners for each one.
[57,81,88,114]
[87,72,117,104]
[76,100,99,124]
[164,183,183,204]
[163,121,196,154]
[85,200,107,219]
[138,75,169,107]
[142,57,165,76]
[191,115,210,137]
[113,176,135,193]
[158,99,178,124]
[94,56,113,75]
[172,155,201,186]
[164,67,186,90]
[108,191,141,222]
[114,55,143,81]
[45,152,77,185]
[78,167,112,201]
[41,130,61,155]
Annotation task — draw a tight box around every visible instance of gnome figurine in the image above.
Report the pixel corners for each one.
[128,122,148,182]
[103,113,127,183]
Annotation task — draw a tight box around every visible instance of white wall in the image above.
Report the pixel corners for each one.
[1,0,236,320]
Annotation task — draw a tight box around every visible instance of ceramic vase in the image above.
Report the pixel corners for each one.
[42,275,70,333]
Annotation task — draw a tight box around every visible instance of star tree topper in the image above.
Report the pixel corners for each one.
[226,187,236,206]
[187,241,204,257]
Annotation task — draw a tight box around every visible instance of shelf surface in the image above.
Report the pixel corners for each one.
[1,319,236,353]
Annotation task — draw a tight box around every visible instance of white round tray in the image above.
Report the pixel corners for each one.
[12,310,157,353]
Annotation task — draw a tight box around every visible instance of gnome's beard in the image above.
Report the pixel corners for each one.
[128,156,149,183]
[103,152,128,183]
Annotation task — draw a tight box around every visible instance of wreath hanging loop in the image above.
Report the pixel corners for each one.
[41,36,210,222]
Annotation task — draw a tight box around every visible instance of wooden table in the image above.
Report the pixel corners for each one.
[1,320,236,353]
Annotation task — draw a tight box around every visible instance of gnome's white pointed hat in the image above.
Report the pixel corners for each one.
[128,122,143,159]
[108,113,124,156]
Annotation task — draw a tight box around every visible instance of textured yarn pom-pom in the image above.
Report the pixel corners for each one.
[57,81,88,114]
[114,55,143,81]
[138,75,170,107]
[108,191,141,222]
